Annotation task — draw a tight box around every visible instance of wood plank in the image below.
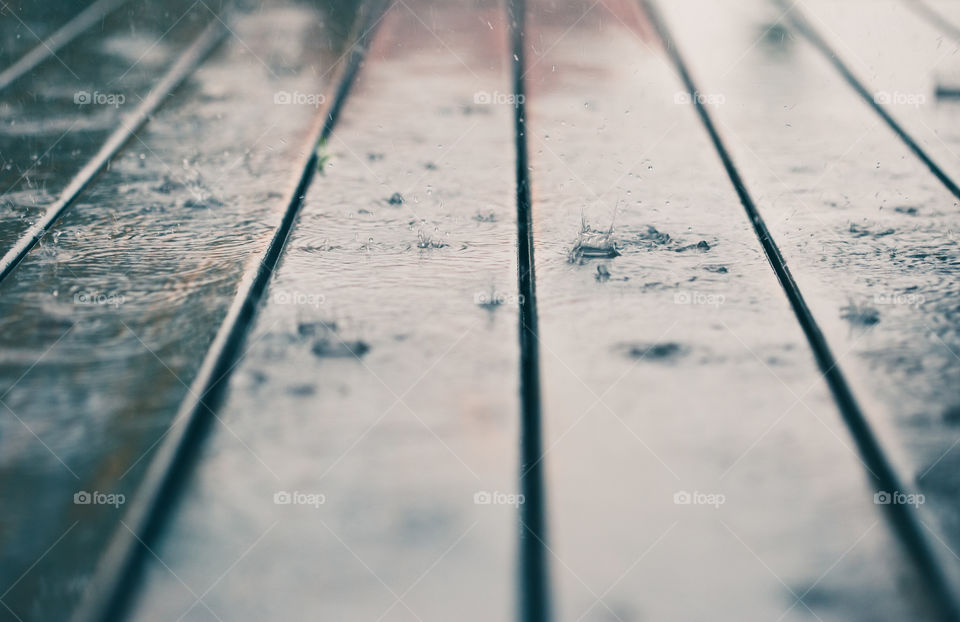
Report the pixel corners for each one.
[0,0,212,253]
[657,0,960,604]
[0,4,344,618]
[525,0,931,619]
[0,0,97,68]
[128,1,521,620]
[787,0,960,199]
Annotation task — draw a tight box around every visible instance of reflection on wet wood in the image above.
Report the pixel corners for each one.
[0,0,958,620]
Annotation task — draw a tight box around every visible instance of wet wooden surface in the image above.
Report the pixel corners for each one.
[525,1,928,620]
[0,0,959,620]
[659,0,960,583]
[0,1,343,617]
[132,1,521,620]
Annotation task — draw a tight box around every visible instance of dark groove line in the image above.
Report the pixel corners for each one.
[68,4,387,621]
[0,16,228,286]
[638,0,960,620]
[0,0,131,91]
[776,0,960,204]
[507,1,552,621]
[903,0,960,46]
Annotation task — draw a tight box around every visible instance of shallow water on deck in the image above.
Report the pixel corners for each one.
[0,0,220,252]
[0,2,351,617]
[0,0,958,620]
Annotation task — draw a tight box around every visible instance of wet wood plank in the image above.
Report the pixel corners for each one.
[129,1,522,620]
[0,4,344,617]
[791,0,960,197]
[0,0,103,68]
[0,0,213,252]
[657,0,960,599]
[524,0,929,619]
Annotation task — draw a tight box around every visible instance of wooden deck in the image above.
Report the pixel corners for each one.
[1,0,959,620]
